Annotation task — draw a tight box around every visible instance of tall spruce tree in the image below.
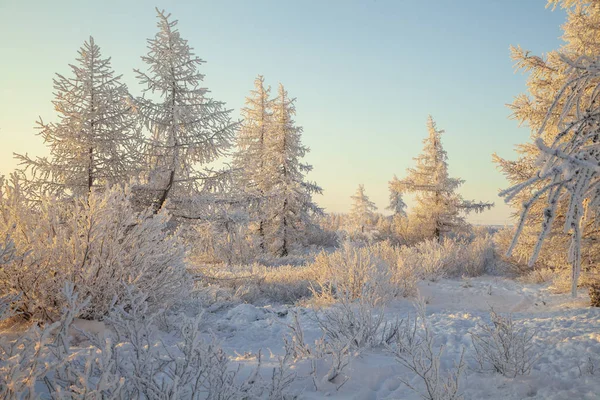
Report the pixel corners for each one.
[264,84,322,256]
[232,76,274,251]
[135,9,236,216]
[16,37,140,198]
[392,116,492,240]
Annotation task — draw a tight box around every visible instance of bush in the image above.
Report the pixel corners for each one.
[470,309,538,377]
[464,234,496,276]
[188,210,257,266]
[493,226,573,273]
[305,224,340,249]
[589,282,600,307]
[386,299,466,400]
[192,238,496,308]
[398,239,457,281]
[284,310,353,390]
[546,268,599,294]
[368,241,419,298]
[0,284,297,399]
[194,263,315,305]
[285,302,399,391]
[398,236,495,281]
[312,298,400,351]
[518,267,557,284]
[0,178,190,321]
[309,243,414,307]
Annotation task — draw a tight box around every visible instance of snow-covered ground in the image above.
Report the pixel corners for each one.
[201,276,600,399]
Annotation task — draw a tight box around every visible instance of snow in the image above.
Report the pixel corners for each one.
[205,276,600,399]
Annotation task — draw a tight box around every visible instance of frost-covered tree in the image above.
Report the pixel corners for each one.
[387,177,407,218]
[392,116,492,241]
[383,177,408,244]
[232,75,274,251]
[15,37,140,198]
[349,184,378,234]
[264,84,323,256]
[494,0,600,274]
[135,9,236,216]
[500,49,600,296]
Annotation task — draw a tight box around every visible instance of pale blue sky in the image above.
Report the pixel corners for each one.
[0,1,566,223]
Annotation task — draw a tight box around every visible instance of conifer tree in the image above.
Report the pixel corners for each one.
[264,84,322,256]
[135,9,236,216]
[499,0,600,296]
[494,0,600,272]
[392,116,492,240]
[232,76,274,250]
[349,184,378,234]
[387,176,407,218]
[15,37,140,198]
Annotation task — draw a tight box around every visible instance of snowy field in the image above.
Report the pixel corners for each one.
[187,277,600,400]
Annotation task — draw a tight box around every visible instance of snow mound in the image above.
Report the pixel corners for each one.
[225,303,267,326]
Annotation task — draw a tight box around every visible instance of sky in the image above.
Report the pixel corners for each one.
[0,0,567,224]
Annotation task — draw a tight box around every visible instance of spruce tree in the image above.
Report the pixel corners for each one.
[16,37,140,198]
[392,116,492,240]
[349,184,378,234]
[232,75,274,250]
[494,0,600,273]
[387,176,407,218]
[500,0,600,296]
[264,84,322,256]
[135,9,236,216]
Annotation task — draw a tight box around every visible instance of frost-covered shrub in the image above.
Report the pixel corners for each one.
[578,356,597,377]
[309,243,405,307]
[463,234,496,276]
[194,241,421,307]
[398,239,459,281]
[0,178,190,320]
[188,211,257,266]
[312,297,400,351]
[470,310,538,377]
[1,284,297,399]
[0,236,19,319]
[518,267,556,284]
[544,267,599,294]
[0,283,122,399]
[368,241,418,297]
[285,306,385,391]
[398,237,495,281]
[494,226,572,273]
[97,286,267,399]
[386,299,465,400]
[304,223,340,249]
[195,263,315,304]
[496,225,599,293]
[284,311,352,390]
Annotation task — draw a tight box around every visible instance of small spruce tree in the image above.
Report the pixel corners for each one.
[349,184,378,234]
[392,116,492,241]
